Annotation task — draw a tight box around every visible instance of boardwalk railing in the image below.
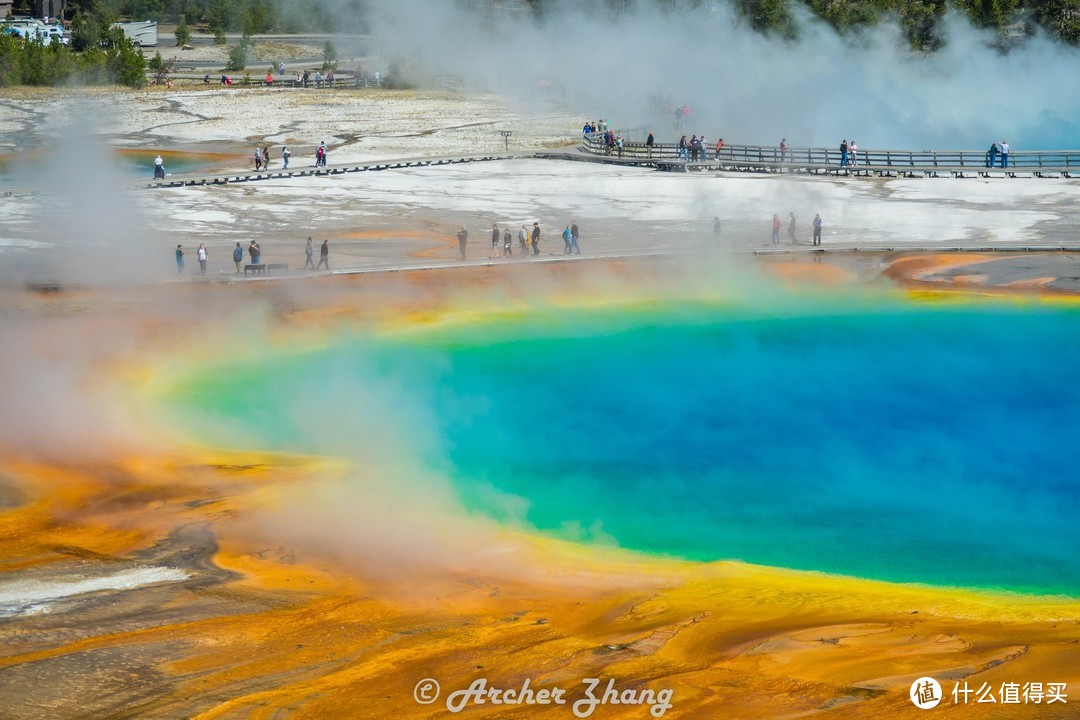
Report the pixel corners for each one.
[580,134,1080,175]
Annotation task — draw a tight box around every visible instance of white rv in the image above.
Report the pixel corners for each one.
[2,18,65,44]
[111,20,158,47]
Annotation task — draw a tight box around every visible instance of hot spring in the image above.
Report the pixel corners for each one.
[155,296,1080,597]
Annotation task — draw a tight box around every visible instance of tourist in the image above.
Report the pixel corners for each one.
[304,237,315,270]
[175,244,184,273]
[646,131,654,158]
[316,142,327,167]
[232,241,243,274]
[582,122,592,135]
[254,147,262,171]
[771,214,781,246]
[689,135,698,161]
[1000,139,1010,168]
[153,154,164,179]
[317,238,330,270]
[490,223,500,258]
[531,222,541,256]
[987,142,999,168]
[715,138,725,159]
[327,68,335,87]
[813,213,823,246]
[678,135,688,160]
[295,71,301,86]
[248,239,260,264]
[197,243,208,275]
[302,70,309,88]
[839,139,848,167]
[265,71,273,86]
[262,146,270,170]
[503,227,513,256]
[282,146,290,169]
[570,221,580,254]
[849,140,858,167]
[456,227,468,260]
[518,224,528,256]
[562,225,572,254]
[315,71,323,89]
[780,137,788,162]
[616,134,624,157]
[788,212,797,244]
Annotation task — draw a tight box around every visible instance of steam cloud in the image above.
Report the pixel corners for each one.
[361,0,1080,149]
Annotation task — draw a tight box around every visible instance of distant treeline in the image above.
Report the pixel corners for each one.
[0,22,145,87]
[7,0,370,35]
[2,0,1076,89]
[8,0,1077,47]
[0,0,366,88]
[529,0,1080,48]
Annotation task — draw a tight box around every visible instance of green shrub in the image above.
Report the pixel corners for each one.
[175,18,191,47]
[322,40,337,70]
[225,42,247,71]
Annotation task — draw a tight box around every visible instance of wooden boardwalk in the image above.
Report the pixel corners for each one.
[579,135,1080,178]
[126,142,1078,191]
[4,141,1067,196]
[131,152,533,190]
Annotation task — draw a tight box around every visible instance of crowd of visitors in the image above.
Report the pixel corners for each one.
[457,220,580,261]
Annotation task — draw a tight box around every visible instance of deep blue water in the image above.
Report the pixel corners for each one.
[168,301,1080,595]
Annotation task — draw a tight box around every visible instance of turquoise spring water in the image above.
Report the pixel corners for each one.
[163,300,1080,595]
[0,150,234,183]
